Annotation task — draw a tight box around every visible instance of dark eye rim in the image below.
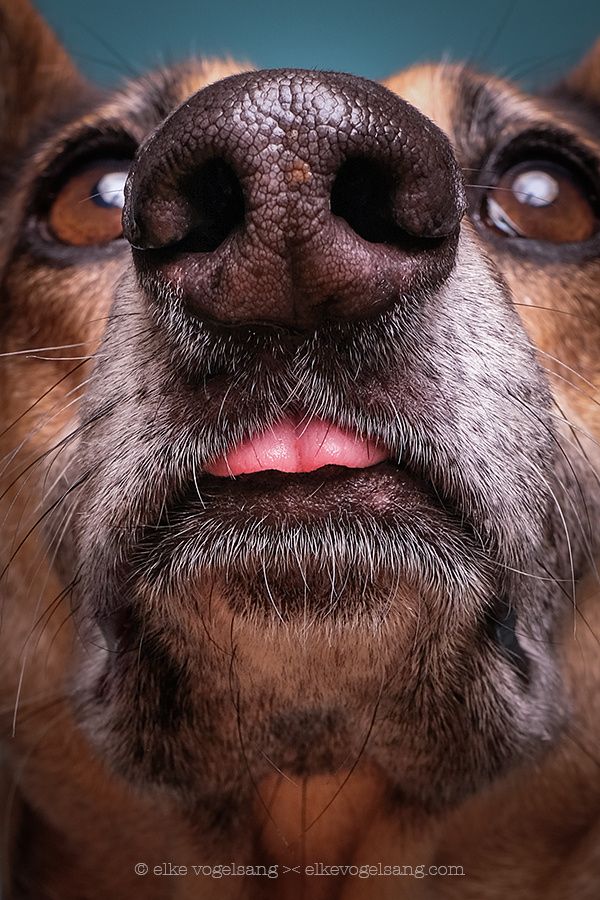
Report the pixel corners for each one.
[469,127,600,259]
[26,128,138,261]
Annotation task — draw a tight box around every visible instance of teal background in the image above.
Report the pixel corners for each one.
[36,0,600,87]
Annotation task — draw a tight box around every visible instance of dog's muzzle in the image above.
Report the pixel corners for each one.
[71,67,565,808]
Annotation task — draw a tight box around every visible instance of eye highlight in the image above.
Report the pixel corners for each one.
[47,159,131,246]
[481,159,598,244]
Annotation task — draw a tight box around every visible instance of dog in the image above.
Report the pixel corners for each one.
[2,0,600,896]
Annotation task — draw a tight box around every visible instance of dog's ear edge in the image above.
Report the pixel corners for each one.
[0,0,86,162]
[564,38,600,106]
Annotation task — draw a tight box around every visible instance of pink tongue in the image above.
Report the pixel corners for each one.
[205,418,388,476]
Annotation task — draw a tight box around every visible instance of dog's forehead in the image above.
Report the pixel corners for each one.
[385,63,600,153]
[27,56,600,178]
[122,60,474,138]
[55,58,252,144]
[106,60,600,155]
[383,63,462,135]
[383,63,541,128]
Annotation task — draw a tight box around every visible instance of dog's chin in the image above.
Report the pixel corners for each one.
[71,484,566,824]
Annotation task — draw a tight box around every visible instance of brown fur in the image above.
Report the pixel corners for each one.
[2,2,600,897]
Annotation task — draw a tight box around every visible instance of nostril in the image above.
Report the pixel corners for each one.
[177,158,245,252]
[331,157,406,246]
[127,70,465,329]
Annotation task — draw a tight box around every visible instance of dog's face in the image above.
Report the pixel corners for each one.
[2,0,600,867]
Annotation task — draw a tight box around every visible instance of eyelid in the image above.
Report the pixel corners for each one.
[477,159,598,245]
[29,133,136,251]
[33,130,137,210]
[46,159,132,246]
[466,125,600,250]
[474,127,600,198]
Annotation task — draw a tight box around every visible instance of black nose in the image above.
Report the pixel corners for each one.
[123,69,465,331]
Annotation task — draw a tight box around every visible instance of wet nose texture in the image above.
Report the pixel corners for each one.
[123,69,466,330]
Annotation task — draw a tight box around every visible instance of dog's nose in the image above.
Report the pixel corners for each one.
[123,69,465,330]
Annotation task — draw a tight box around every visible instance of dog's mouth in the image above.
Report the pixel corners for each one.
[184,414,451,528]
[204,416,389,477]
[196,414,419,523]
[113,403,486,628]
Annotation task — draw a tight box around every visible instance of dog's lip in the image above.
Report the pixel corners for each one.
[204,417,389,477]
[165,459,458,529]
[181,414,459,525]
[118,460,470,608]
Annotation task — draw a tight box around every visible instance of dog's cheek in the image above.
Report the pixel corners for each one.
[503,255,600,418]
[2,254,126,351]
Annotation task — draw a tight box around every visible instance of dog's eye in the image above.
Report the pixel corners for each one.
[482,160,598,243]
[48,160,130,246]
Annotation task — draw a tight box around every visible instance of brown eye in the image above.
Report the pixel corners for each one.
[48,159,130,246]
[483,160,598,243]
